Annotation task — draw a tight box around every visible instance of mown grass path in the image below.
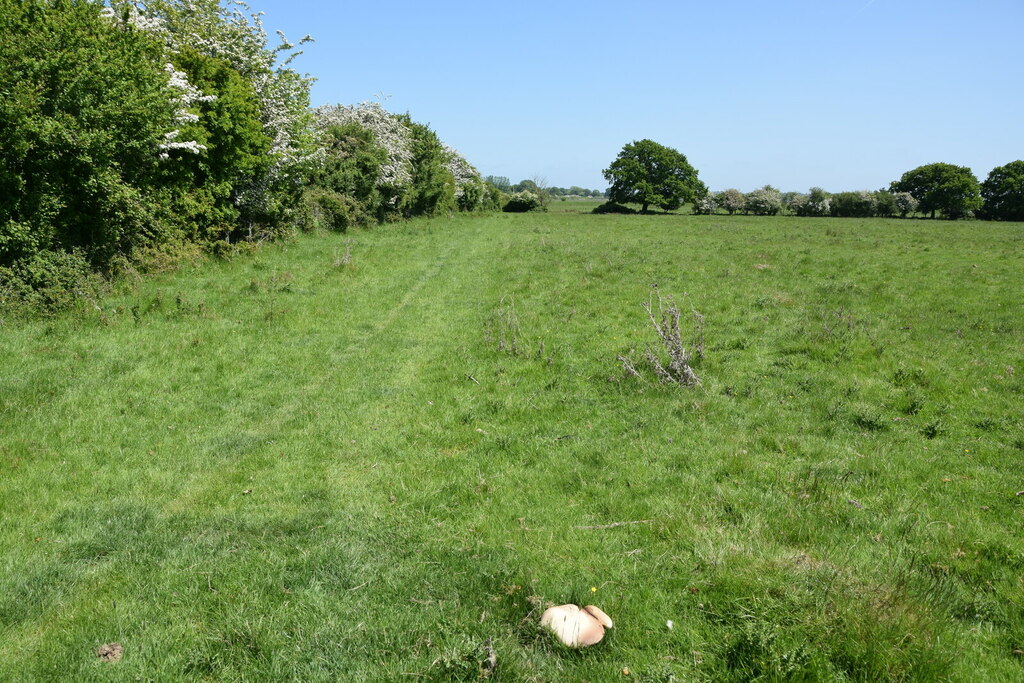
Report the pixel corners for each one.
[1,212,1022,680]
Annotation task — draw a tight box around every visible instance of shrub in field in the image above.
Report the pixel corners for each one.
[692,192,718,215]
[618,291,704,387]
[402,120,457,218]
[0,0,319,306]
[788,194,809,215]
[603,139,705,213]
[980,160,1024,221]
[874,190,897,218]
[313,102,414,196]
[893,192,919,217]
[503,191,544,213]
[591,202,637,215]
[120,0,318,222]
[454,177,486,212]
[830,191,877,218]
[791,188,831,217]
[890,162,982,219]
[311,105,468,221]
[481,183,508,212]
[716,189,746,215]
[295,188,367,232]
[304,121,385,228]
[0,249,97,311]
[745,186,783,216]
[160,47,273,240]
[445,145,486,212]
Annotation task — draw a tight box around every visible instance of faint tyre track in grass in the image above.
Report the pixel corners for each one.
[162,216,502,511]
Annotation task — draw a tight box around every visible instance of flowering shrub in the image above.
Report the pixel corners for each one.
[445,145,485,211]
[745,186,783,216]
[313,103,414,191]
[503,191,544,213]
[0,0,176,274]
[893,192,919,217]
[791,187,831,217]
[692,193,718,215]
[716,189,746,215]
[309,103,487,221]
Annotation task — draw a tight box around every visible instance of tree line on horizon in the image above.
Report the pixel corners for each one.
[597,140,1024,222]
[484,177,606,199]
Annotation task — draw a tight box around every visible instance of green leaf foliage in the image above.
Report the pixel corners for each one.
[163,48,272,240]
[0,0,175,268]
[890,162,982,219]
[402,120,456,219]
[602,139,704,213]
[298,123,386,231]
[980,160,1024,221]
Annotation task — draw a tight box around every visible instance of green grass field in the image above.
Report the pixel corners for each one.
[2,212,1022,681]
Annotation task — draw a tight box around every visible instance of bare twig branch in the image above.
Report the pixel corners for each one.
[620,290,702,386]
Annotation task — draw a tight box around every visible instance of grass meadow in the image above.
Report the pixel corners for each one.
[1,210,1023,681]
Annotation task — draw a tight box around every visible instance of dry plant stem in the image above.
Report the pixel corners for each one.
[617,354,641,377]
[576,520,654,530]
[629,291,702,386]
[486,295,523,355]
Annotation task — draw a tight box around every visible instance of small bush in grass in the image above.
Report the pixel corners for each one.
[0,250,98,311]
[296,188,368,232]
[717,188,746,215]
[503,191,543,213]
[591,202,636,215]
[893,192,919,217]
[745,186,783,216]
[692,193,718,215]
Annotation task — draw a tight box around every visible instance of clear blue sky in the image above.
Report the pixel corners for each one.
[255,0,1022,192]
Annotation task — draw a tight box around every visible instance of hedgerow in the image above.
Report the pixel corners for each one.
[1,1,492,311]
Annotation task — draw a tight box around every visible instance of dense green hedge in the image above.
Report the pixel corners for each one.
[0,1,493,312]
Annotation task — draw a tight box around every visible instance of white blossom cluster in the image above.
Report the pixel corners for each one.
[163,62,217,121]
[101,5,212,160]
[745,186,783,215]
[313,103,414,188]
[112,1,317,182]
[158,129,206,159]
[893,192,919,216]
[789,193,831,217]
[443,144,483,202]
[692,193,717,215]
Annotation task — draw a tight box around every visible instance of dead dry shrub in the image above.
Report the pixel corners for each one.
[618,290,704,387]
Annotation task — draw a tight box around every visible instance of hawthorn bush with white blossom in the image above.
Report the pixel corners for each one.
[307,102,485,227]
[745,186,783,216]
[0,0,494,308]
[0,0,319,305]
[716,189,746,215]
